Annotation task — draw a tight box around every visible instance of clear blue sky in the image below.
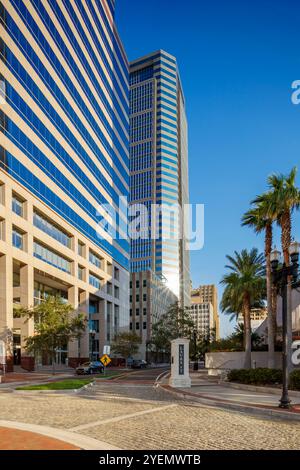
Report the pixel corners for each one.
[116,0,300,337]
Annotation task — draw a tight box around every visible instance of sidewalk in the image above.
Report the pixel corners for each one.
[159,371,300,421]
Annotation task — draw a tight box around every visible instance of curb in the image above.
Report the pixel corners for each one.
[0,420,120,450]
[220,381,300,397]
[157,382,300,422]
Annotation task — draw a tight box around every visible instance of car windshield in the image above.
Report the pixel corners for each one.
[80,362,90,367]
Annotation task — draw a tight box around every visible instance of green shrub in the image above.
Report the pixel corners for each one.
[227,368,282,385]
[290,370,300,390]
[227,368,300,390]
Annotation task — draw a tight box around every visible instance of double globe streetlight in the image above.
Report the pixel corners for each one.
[270,240,300,408]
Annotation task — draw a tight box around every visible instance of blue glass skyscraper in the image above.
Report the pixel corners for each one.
[129,50,190,306]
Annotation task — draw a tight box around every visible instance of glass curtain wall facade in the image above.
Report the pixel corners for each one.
[129,50,190,306]
[0,0,130,370]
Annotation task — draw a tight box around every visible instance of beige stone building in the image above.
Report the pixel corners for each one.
[237,308,268,332]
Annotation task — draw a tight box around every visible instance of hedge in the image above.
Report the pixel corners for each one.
[227,368,282,386]
[227,368,300,390]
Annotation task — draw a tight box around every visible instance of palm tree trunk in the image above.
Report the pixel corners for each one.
[280,210,291,266]
[243,294,252,369]
[280,210,293,372]
[265,224,275,368]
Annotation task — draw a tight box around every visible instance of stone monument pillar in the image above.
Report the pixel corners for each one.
[169,338,191,388]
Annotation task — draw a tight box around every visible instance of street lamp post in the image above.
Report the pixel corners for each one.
[270,241,300,409]
[90,329,96,361]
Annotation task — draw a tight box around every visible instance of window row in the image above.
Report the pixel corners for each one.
[129,294,147,302]
[33,240,71,274]
[130,279,147,289]
[130,66,153,85]
[0,185,120,277]
[130,322,147,330]
[130,307,147,316]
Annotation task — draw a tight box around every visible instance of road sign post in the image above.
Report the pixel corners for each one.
[100,353,111,377]
[0,340,6,380]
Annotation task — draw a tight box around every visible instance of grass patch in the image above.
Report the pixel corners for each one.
[16,378,93,391]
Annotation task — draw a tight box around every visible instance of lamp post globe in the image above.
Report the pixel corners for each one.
[289,241,300,265]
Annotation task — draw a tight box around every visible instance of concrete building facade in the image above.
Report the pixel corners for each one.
[130,270,177,360]
[0,0,130,370]
[191,285,220,339]
[189,301,214,337]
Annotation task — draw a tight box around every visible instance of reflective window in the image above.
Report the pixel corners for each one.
[89,319,99,333]
[33,241,71,273]
[89,250,102,269]
[12,227,23,250]
[107,282,112,295]
[78,265,84,281]
[12,194,24,217]
[33,211,71,248]
[89,273,101,289]
[114,286,119,299]
[78,241,85,257]
[114,266,119,280]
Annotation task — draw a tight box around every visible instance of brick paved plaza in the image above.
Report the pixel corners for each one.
[0,369,300,450]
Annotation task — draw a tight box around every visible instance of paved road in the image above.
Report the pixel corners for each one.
[1,368,300,450]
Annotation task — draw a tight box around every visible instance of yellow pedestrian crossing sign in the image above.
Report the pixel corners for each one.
[100,354,111,367]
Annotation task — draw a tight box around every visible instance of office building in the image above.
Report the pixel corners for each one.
[191,285,220,339]
[130,270,177,360]
[129,50,190,306]
[189,301,214,337]
[0,0,129,370]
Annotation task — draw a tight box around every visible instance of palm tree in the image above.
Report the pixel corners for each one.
[220,249,266,369]
[242,194,276,367]
[256,167,300,265]
[255,167,300,370]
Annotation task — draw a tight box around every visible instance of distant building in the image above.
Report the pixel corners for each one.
[277,290,300,338]
[191,285,220,339]
[130,270,177,360]
[237,308,268,332]
[189,301,214,337]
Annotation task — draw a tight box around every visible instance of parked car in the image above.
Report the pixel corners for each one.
[131,359,148,369]
[76,361,104,375]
